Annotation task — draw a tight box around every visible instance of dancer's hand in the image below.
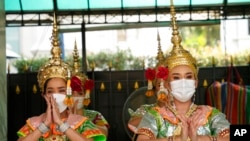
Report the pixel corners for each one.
[50,96,63,125]
[43,95,53,126]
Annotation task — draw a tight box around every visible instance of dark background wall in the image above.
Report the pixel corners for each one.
[7,66,250,141]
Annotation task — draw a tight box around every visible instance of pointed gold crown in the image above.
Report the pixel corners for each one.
[165,0,197,77]
[37,13,70,93]
[72,40,87,83]
[145,30,166,97]
[155,30,166,68]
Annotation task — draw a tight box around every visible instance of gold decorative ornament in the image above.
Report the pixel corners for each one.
[32,84,37,94]
[165,0,198,78]
[37,13,71,93]
[134,81,139,89]
[155,29,165,68]
[100,82,105,91]
[203,79,208,88]
[16,85,20,94]
[72,39,87,83]
[145,30,166,97]
[117,82,122,91]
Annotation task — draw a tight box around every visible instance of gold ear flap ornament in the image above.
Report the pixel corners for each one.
[145,68,156,97]
[155,66,169,101]
[83,79,94,106]
[64,70,74,107]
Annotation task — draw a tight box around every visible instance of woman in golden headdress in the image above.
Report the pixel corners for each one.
[134,1,230,141]
[70,40,109,137]
[17,14,106,141]
[128,31,170,134]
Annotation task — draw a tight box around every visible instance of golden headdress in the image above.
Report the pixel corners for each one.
[72,39,87,83]
[165,0,198,77]
[145,30,168,97]
[37,13,71,93]
[71,40,94,106]
[155,30,166,68]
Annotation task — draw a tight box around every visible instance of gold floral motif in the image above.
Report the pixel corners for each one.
[44,134,65,141]
[219,129,230,137]
[137,127,156,140]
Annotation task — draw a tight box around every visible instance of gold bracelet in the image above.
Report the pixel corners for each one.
[38,122,49,134]
[219,129,230,137]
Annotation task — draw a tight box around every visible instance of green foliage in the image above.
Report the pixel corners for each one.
[87,47,145,71]
[13,57,48,73]
[13,25,249,73]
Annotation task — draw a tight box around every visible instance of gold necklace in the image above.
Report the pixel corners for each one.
[166,103,197,141]
[166,103,197,117]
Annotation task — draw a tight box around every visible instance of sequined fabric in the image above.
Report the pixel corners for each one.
[135,105,230,139]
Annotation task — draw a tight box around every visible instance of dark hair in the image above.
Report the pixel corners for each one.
[42,78,52,95]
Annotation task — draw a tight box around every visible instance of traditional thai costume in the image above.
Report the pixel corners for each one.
[135,104,230,140]
[17,114,106,141]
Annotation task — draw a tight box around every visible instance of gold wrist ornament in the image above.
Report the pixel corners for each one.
[38,122,50,134]
[57,122,70,133]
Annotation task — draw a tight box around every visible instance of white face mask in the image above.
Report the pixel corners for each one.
[170,79,196,102]
[52,93,67,113]
[73,96,84,110]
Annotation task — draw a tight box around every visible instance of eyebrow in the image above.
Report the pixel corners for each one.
[46,86,66,90]
[185,72,193,75]
[171,72,193,75]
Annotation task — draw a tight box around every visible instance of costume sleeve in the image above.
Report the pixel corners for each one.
[85,110,109,128]
[129,104,154,118]
[135,110,159,140]
[209,108,230,135]
[77,119,107,141]
[17,124,33,138]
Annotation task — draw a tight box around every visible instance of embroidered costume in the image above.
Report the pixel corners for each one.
[135,104,230,139]
[16,13,107,141]
[83,109,109,129]
[17,114,106,141]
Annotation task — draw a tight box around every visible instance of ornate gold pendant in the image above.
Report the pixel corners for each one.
[44,134,65,141]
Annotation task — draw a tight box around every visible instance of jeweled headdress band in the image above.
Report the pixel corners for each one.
[166,0,198,77]
[37,13,70,93]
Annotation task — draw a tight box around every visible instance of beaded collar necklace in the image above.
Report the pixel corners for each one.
[166,103,197,117]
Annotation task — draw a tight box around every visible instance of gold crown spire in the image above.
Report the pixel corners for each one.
[166,0,198,77]
[72,39,87,83]
[37,13,70,93]
[73,39,80,73]
[156,29,165,67]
